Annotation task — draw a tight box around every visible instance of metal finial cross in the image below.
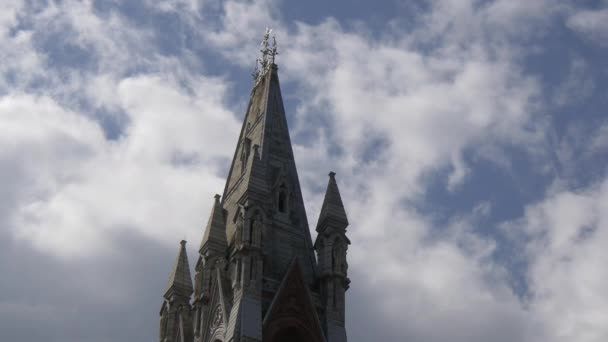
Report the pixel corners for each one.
[261,28,271,53]
[252,28,278,84]
[269,36,278,64]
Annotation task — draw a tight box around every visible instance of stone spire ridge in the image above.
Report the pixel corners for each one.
[221,27,318,285]
[222,30,297,206]
[316,171,349,232]
[165,240,194,299]
[199,194,227,255]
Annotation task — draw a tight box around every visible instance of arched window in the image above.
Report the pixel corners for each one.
[272,326,309,342]
[248,219,254,243]
[331,244,336,272]
[194,304,202,336]
[207,269,213,291]
[240,138,251,173]
[277,184,288,213]
[332,238,343,273]
[159,307,168,338]
[318,240,325,271]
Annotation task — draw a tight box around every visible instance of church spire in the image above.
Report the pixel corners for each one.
[164,240,193,299]
[220,29,317,282]
[167,30,352,342]
[199,194,227,256]
[316,171,349,232]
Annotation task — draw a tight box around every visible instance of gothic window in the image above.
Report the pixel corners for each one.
[235,209,244,245]
[240,138,251,173]
[277,184,288,213]
[159,307,168,339]
[333,282,337,308]
[318,240,325,271]
[194,304,202,336]
[248,219,254,243]
[250,255,256,280]
[332,238,344,274]
[248,213,262,247]
[195,269,202,293]
[272,326,308,342]
[232,259,241,288]
[331,239,337,272]
[207,269,213,292]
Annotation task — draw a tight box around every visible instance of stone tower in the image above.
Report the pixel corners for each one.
[159,30,351,342]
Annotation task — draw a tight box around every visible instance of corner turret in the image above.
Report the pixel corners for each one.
[160,240,194,342]
[199,194,227,257]
[165,240,194,299]
[316,171,349,232]
[193,195,228,340]
[315,172,350,342]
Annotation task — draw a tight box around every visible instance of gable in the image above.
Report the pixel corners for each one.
[263,258,326,342]
[202,269,230,342]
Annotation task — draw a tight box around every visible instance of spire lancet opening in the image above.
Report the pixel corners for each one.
[252,28,279,84]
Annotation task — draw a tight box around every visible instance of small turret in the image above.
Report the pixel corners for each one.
[316,171,349,232]
[197,194,227,302]
[199,194,227,257]
[315,172,350,342]
[193,195,228,340]
[160,241,194,342]
[166,240,194,299]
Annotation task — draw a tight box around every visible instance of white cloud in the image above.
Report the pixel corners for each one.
[591,123,608,153]
[274,7,548,342]
[200,0,282,66]
[504,179,608,342]
[0,0,606,341]
[567,8,608,46]
[553,57,595,107]
[1,74,240,258]
[1,1,246,257]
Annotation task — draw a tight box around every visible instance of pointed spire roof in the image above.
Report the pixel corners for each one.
[316,171,349,232]
[219,30,319,286]
[200,194,227,255]
[222,62,291,202]
[165,240,193,299]
[262,258,326,342]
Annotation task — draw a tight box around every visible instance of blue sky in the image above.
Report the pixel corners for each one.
[1,1,608,341]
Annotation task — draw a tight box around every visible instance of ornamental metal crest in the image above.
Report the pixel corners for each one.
[252,28,278,84]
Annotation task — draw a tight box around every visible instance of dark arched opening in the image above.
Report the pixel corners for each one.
[264,317,322,342]
[271,326,309,342]
[277,185,288,213]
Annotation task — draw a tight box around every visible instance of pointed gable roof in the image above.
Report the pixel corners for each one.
[217,34,319,286]
[222,63,296,202]
[165,240,193,299]
[202,268,230,342]
[316,172,349,232]
[200,194,227,255]
[220,61,316,261]
[263,258,326,342]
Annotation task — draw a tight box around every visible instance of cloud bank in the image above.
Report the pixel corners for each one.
[1,1,607,342]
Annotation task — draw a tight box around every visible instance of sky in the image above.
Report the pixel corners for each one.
[1,0,608,341]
